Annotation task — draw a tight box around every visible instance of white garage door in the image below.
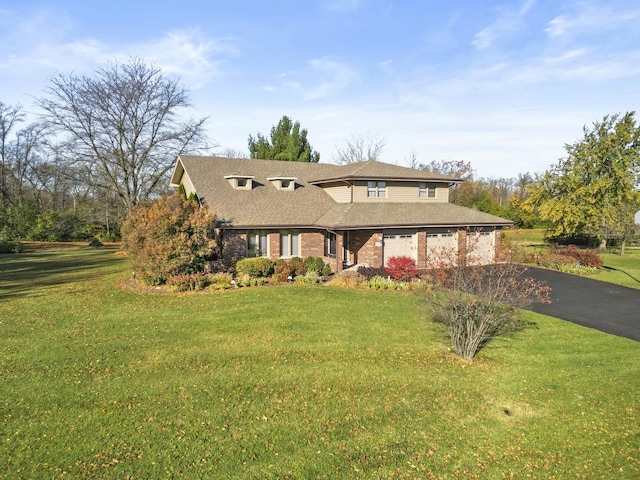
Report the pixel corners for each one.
[383,232,417,264]
[426,232,458,267]
[467,231,495,265]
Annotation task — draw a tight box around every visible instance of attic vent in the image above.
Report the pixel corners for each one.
[224,174,255,190]
[267,176,297,191]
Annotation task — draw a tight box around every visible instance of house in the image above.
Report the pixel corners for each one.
[169,155,514,272]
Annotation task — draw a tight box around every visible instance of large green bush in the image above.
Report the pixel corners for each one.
[235,257,274,277]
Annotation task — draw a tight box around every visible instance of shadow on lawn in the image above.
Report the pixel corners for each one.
[0,247,125,301]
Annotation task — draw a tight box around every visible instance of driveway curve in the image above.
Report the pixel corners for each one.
[523,267,640,342]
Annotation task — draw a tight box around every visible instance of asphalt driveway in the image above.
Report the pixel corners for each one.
[523,267,640,342]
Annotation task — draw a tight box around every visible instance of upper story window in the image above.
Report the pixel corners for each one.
[367,181,386,198]
[419,183,436,198]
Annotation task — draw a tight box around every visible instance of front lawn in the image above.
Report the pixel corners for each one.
[0,248,638,478]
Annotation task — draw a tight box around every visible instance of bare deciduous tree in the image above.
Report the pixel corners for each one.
[37,58,210,212]
[0,102,25,206]
[333,132,386,165]
[427,237,550,361]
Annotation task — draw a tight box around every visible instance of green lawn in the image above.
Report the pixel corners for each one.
[1,247,638,479]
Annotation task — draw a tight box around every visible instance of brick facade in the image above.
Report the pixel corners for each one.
[222,227,503,274]
[348,230,383,268]
[416,231,427,268]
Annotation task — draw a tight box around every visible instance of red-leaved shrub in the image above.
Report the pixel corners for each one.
[385,256,418,281]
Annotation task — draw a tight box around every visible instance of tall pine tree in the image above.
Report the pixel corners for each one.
[248,116,320,162]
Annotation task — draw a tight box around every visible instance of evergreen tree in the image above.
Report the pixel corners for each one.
[248,116,320,162]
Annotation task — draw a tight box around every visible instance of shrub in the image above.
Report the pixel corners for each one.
[208,272,233,290]
[357,265,387,280]
[385,256,418,281]
[294,273,324,284]
[121,194,218,285]
[273,260,295,282]
[363,276,416,291]
[166,273,209,292]
[331,271,365,288]
[289,256,305,276]
[235,274,267,287]
[428,262,551,361]
[88,237,104,248]
[304,256,324,274]
[235,257,274,277]
[363,275,396,290]
[0,241,23,254]
[322,264,332,277]
[563,245,603,267]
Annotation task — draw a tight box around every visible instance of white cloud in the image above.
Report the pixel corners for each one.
[280,58,357,100]
[125,29,239,89]
[546,4,639,38]
[0,7,237,92]
[472,0,537,50]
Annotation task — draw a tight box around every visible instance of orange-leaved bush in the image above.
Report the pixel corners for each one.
[121,195,218,285]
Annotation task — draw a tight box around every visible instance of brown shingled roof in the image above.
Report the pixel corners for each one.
[171,156,511,229]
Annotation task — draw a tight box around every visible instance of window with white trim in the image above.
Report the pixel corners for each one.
[247,232,268,257]
[367,181,386,197]
[280,231,300,257]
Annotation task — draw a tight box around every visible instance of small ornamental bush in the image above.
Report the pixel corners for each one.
[357,265,387,280]
[289,256,306,276]
[208,272,233,290]
[166,273,209,292]
[363,276,415,291]
[304,257,325,274]
[331,271,365,288]
[385,256,418,281]
[363,276,396,290]
[273,260,295,282]
[235,257,274,277]
[236,274,267,287]
[294,273,324,284]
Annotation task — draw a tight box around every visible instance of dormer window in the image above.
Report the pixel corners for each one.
[224,175,254,190]
[267,176,297,191]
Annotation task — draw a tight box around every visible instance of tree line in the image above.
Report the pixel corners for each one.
[1,57,638,246]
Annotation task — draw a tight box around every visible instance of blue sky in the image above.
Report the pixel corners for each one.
[1,0,639,178]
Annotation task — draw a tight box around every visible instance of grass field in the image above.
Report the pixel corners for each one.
[1,246,639,478]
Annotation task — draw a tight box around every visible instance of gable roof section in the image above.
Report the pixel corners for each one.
[170,156,512,229]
